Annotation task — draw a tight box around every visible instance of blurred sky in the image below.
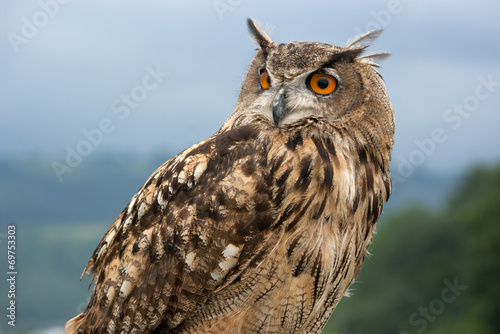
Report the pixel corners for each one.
[1,0,500,179]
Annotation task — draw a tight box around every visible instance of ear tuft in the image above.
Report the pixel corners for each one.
[247,18,273,54]
[345,29,384,49]
[344,30,389,66]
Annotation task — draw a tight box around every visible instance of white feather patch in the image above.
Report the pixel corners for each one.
[106,286,115,305]
[104,229,116,247]
[138,202,147,219]
[222,243,240,259]
[120,280,132,298]
[185,251,196,270]
[193,160,207,182]
[211,271,224,281]
[178,170,187,185]
[127,195,137,214]
[157,190,167,210]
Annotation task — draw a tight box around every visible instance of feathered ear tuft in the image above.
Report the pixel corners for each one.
[358,51,391,67]
[345,30,389,66]
[247,18,273,54]
[345,29,383,49]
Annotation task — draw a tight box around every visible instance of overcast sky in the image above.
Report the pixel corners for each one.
[2,0,500,180]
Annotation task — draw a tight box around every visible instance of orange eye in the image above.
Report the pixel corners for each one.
[260,69,270,90]
[308,73,337,95]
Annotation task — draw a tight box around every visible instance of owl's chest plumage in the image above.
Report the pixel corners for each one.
[168,126,386,334]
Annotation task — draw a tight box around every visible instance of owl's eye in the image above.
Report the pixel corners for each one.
[260,69,270,90]
[308,73,337,95]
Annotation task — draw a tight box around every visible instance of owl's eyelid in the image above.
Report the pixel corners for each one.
[313,68,340,80]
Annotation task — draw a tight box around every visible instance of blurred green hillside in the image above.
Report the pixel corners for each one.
[0,155,498,333]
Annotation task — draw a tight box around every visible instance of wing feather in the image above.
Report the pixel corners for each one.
[71,125,281,333]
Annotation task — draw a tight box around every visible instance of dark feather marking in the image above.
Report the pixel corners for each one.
[293,250,310,277]
[215,189,226,206]
[370,196,380,225]
[312,250,323,304]
[254,194,271,212]
[275,202,299,229]
[155,174,163,188]
[216,125,259,157]
[235,213,257,237]
[323,164,333,189]
[296,156,313,190]
[163,238,175,255]
[351,192,360,214]
[148,201,160,219]
[286,234,302,258]
[366,166,374,192]
[176,207,189,221]
[256,212,274,232]
[205,201,222,221]
[132,211,139,226]
[287,43,298,56]
[119,245,127,259]
[132,234,146,254]
[238,232,264,263]
[312,196,328,220]
[358,147,368,165]
[323,47,366,67]
[312,138,334,188]
[280,296,291,329]
[254,177,269,195]
[173,160,186,174]
[113,229,123,245]
[170,177,179,194]
[384,175,392,201]
[324,137,340,167]
[274,184,287,207]
[312,137,328,162]
[286,196,315,232]
[241,158,256,176]
[286,131,303,151]
[276,168,292,188]
[164,227,185,259]
[97,270,105,286]
[271,155,285,178]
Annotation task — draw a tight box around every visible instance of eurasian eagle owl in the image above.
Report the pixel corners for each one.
[66,18,394,334]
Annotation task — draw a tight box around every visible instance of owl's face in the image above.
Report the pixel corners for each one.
[229,19,392,135]
[251,42,366,126]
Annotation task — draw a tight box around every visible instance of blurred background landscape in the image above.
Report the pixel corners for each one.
[1,1,499,333]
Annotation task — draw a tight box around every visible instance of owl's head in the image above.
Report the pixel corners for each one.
[226,18,394,145]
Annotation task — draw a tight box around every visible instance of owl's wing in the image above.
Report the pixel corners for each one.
[66,125,279,334]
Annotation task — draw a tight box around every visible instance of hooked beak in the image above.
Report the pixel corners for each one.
[272,87,287,126]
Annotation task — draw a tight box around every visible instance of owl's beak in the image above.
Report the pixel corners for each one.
[272,87,287,126]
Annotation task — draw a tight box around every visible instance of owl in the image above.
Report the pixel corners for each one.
[66,18,394,334]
